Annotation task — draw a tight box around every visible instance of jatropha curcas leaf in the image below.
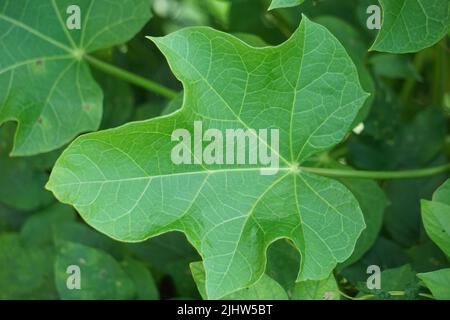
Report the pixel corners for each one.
[370,0,450,53]
[0,0,152,156]
[47,16,368,299]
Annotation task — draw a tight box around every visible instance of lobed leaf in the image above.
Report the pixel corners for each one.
[47,16,368,299]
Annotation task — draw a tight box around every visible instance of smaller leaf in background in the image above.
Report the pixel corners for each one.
[421,179,450,257]
[20,203,76,247]
[268,0,305,10]
[0,124,57,210]
[122,258,159,300]
[0,204,30,231]
[52,221,125,259]
[0,233,57,299]
[266,240,300,293]
[0,0,152,155]
[357,264,419,300]
[370,0,450,53]
[341,237,409,285]
[54,242,135,300]
[369,54,422,81]
[190,262,288,300]
[126,232,200,299]
[406,241,449,273]
[292,273,340,300]
[417,268,450,300]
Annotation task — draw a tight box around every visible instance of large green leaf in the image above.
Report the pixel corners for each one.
[47,16,368,299]
[371,0,450,53]
[0,0,151,156]
[417,268,450,300]
[421,180,450,257]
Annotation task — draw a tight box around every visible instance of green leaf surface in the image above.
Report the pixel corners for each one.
[418,268,450,300]
[47,16,368,299]
[0,233,57,299]
[191,261,288,300]
[421,180,450,257]
[333,164,389,269]
[357,264,419,300]
[341,237,409,284]
[269,0,305,11]
[406,241,449,273]
[20,203,76,247]
[371,0,450,53]
[0,124,56,210]
[52,221,125,259]
[369,54,421,80]
[0,0,151,155]
[122,258,159,300]
[54,242,135,299]
[314,16,375,125]
[266,240,300,292]
[292,273,340,300]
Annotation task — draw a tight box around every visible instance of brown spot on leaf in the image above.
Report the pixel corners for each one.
[82,103,92,111]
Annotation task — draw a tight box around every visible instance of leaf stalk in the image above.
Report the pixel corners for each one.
[85,55,178,99]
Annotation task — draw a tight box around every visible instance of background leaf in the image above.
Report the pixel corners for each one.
[371,0,450,53]
[0,0,152,155]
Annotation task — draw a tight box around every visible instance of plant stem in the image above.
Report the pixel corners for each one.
[400,49,428,107]
[301,163,450,180]
[85,55,178,99]
[339,290,435,300]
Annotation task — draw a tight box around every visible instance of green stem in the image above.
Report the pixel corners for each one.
[400,49,428,107]
[301,163,450,180]
[85,54,178,99]
[339,290,435,300]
